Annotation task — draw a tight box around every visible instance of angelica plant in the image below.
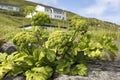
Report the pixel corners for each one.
[0,14,118,80]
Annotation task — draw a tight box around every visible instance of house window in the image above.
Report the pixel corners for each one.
[58,12,61,14]
[8,6,13,10]
[46,9,51,12]
[54,11,56,13]
[45,9,46,11]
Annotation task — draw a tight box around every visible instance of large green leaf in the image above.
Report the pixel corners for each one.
[0,53,7,62]
[0,62,14,79]
[46,49,56,62]
[72,63,87,76]
[24,56,36,66]
[33,48,42,60]
[25,70,46,80]
[25,66,53,80]
[7,52,27,62]
[56,59,73,74]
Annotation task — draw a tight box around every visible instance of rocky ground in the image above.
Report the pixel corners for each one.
[54,61,120,80]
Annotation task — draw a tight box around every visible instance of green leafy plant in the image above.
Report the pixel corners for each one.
[31,12,51,26]
[24,6,35,16]
[12,31,36,54]
[25,66,53,80]
[0,15,118,80]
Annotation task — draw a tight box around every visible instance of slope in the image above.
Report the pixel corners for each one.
[0,0,119,31]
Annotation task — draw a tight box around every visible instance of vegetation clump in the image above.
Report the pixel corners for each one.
[0,13,118,80]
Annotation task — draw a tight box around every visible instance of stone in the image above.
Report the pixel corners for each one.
[13,76,25,80]
[0,40,17,54]
[54,61,120,80]
[2,76,13,80]
[54,75,88,80]
[2,76,25,80]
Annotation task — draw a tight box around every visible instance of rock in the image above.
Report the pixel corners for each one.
[54,75,88,80]
[0,40,17,54]
[2,76,25,80]
[13,76,25,80]
[88,71,120,80]
[2,76,13,80]
[54,61,120,80]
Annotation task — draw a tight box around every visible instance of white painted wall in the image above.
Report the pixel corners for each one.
[26,12,36,18]
[13,7,20,12]
[52,11,66,20]
[26,5,66,20]
[0,4,20,12]
[26,5,45,18]
[36,5,45,12]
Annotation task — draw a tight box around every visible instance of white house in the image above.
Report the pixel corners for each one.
[27,5,66,20]
[0,3,20,12]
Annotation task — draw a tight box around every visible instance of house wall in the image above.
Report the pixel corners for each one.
[0,4,20,12]
[26,5,45,18]
[52,9,66,20]
[35,5,66,20]
[36,5,45,12]
[45,8,52,17]
[26,12,36,18]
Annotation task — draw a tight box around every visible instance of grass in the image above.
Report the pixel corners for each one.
[0,12,70,40]
[0,0,120,41]
[0,26,21,41]
[0,0,37,9]
[0,13,29,40]
[88,27,120,40]
[0,13,30,28]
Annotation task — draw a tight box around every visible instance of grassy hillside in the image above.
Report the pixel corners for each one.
[0,0,120,40]
[0,0,119,28]
[0,0,70,27]
[0,12,30,40]
[0,0,37,8]
[87,18,120,30]
[0,13,30,27]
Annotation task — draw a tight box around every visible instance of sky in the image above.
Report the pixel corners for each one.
[27,0,120,25]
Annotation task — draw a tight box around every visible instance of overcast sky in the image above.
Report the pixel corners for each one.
[27,0,120,25]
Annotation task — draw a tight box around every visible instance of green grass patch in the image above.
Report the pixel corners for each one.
[0,26,21,41]
[88,27,120,40]
[0,13,30,28]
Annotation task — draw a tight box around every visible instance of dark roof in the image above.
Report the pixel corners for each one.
[44,5,65,12]
[0,3,19,7]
